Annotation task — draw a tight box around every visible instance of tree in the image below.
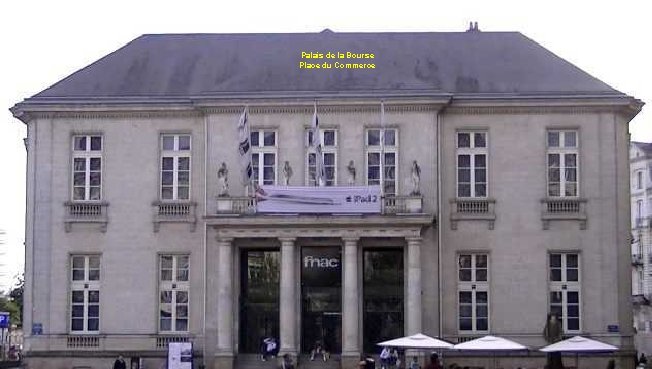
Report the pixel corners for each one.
[8,274,23,327]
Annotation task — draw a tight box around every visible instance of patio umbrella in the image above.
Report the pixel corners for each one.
[453,335,528,369]
[377,333,454,349]
[540,335,618,368]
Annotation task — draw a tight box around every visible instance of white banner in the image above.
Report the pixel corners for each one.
[256,185,382,213]
[168,342,193,369]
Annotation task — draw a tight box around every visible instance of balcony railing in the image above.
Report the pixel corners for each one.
[156,335,192,349]
[152,201,197,232]
[64,201,109,232]
[450,198,496,230]
[67,335,101,349]
[215,195,423,215]
[540,198,587,230]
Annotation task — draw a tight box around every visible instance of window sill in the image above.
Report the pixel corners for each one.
[541,197,587,230]
[450,198,496,230]
[152,201,197,232]
[64,201,109,233]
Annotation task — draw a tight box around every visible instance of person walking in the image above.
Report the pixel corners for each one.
[380,347,391,369]
[113,355,127,369]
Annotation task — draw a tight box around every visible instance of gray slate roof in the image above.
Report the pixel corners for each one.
[632,141,652,155]
[29,31,621,99]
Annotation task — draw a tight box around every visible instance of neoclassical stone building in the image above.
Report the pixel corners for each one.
[10,30,643,369]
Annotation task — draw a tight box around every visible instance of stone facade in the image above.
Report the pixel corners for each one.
[10,31,643,369]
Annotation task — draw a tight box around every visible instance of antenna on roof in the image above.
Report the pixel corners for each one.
[466,22,481,32]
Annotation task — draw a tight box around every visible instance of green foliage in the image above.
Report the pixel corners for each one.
[1,274,24,327]
[0,296,20,327]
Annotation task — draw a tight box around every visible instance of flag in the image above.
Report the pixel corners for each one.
[311,103,325,186]
[238,106,253,185]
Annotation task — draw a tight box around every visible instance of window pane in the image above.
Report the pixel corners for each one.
[161,291,173,303]
[90,187,101,200]
[476,292,488,303]
[459,305,473,317]
[548,168,560,182]
[368,130,380,146]
[161,256,173,268]
[176,305,188,318]
[476,318,488,331]
[88,291,100,303]
[459,270,472,281]
[384,153,396,165]
[263,131,276,146]
[474,133,486,148]
[567,318,580,331]
[72,256,85,269]
[72,270,85,281]
[88,158,101,172]
[475,169,486,182]
[476,255,487,268]
[161,187,173,200]
[548,183,560,197]
[565,132,577,148]
[548,132,560,147]
[459,292,472,304]
[475,184,487,197]
[178,136,191,151]
[567,254,578,267]
[565,182,577,197]
[550,291,562,304]
[162,136,175,151]
[177,291,189,303]
[550,269,562,282]
[459,318,472,331]
[476,305,488,317]
[162,157,174,170]
[90,172,101,186]
[458,169,470,182]
[323,130,335,146]
[73,188,86,200]
[87,318,99,331]
[161,270,173,281]
[567,291,579,304]
[177,269,189,282]
[548,154,560,167]
[384,130,396,146]
[178,187,189,200]
[567,305,579,317]
[72,305,84,318]
[459,255,472,268]
[71,319,84,331]
[176,319,188,331]
[161,172,173,186]
[263,153,275,165]
[90,136,102,151]
[73,173,86,186]
[550,305,562,318]
[160,318,172,331]
[475,154,486,168]
[324,153,335,166]
[178,171,190,185]
[476,269,487,281]
[74,136,87,151]
[88,270,100,281]
[458,184,471,197]
[178,158,190,170]
[74,158,86,171]
[88,305,99,317]
[368,153,380,166]
[565,154,577,167]
[250,131,259,147]
[72,290,84,303]
[458,133,470,148]
[88,256,100,269]
[458,155,470,167]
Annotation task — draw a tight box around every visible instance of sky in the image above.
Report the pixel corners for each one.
[0,0,650,292]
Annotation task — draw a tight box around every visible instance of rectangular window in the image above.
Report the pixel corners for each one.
[307,129,337,186]
[458,253,489,333]
[547,130,578,197]
[160,135,191,201]
[549,253,581,333]
[72,135,103,201]
[366,128,398,196]
[251,130,277,186]
[456,132,487,198]
[159,255,190,332]
[637,171,644,190]
[70,255,100,333]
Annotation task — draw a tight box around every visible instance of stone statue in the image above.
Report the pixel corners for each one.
[346,160,356,185]
[410,160,421,195]
[282,161,293,186]
[217,162,229,197]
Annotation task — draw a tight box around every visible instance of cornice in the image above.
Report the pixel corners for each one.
[201,103,441,114]
[445,106,622,115]
[212,226,423,239]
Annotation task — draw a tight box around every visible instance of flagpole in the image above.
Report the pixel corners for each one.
[380,100,385,197]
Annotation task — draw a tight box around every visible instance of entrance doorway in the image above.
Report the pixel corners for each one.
[301,247,342,354]
[239,249,280,353]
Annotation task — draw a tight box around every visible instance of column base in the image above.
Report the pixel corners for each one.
[341,352,362,369]
[213,353,234,369]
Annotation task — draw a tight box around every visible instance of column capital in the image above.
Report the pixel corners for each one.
[405,236,422,245]
[278,237,297,244]
[216,237,234,244]
[342,236,360,245]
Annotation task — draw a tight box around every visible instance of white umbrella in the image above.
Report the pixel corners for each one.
[453,335,528,369]
[540,336,618,368]
[377,333,454,349]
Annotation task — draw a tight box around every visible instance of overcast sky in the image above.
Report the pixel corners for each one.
[0,0,650,292]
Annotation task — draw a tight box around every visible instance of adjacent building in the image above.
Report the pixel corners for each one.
[10,29,643,369]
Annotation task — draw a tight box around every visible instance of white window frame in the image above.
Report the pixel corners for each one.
[306,128,337,186]
[71,135,103,201]
[159,254,190,333]
[549,253,581,333]
[456,131,488,198]
[547,130,579,198]
[160,134,191,201]
[365,128,399,196]
[250,130,278,186]
[70,255,101,333]
[457,253,489,333]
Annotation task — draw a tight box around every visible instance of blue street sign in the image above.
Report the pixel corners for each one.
[0,312,9,328]
[32,323,43,335]
[608,324,619,333]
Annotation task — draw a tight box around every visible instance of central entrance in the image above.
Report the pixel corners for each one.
[301,247,342,354]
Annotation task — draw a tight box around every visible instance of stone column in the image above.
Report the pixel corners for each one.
[406,237,422,335]
[342,237,360,366]
[216,237,234,368]
[279,237,297,356]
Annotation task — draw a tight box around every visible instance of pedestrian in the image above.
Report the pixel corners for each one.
[641,353,648,365]
[281,354,294,369]
[113,355,127,369]
[423,353,442,369]
[380,347,391,369]
[409,356,420,369]
[389,348,399,369]
[365,354,376,369]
